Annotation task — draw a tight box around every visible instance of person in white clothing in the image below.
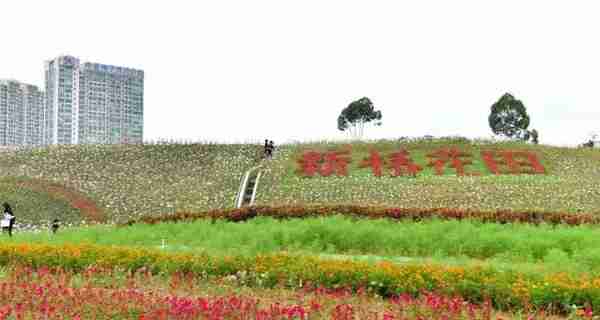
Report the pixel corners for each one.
[2,203,15,237]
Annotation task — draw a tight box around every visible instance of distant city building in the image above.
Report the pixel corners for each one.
[45,56,81,145]
[45,55,144,145]
[0,79,44,146]
[79,62,144,144]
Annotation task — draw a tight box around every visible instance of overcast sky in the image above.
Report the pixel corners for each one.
[2,1,599,146]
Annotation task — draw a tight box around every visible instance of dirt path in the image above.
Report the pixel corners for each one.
[17,179,106,223]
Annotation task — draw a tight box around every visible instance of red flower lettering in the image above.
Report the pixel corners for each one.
[426,148,478,176]
[388,149,422,177]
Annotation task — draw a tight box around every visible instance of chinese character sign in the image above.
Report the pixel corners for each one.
[481,150,545,174]
[297,151,351,177]
[426,148,478,176]
[297,147,545,177]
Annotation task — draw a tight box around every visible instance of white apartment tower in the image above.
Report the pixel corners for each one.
[44,56,80,145]
[0,79,44,146]
[45,55,144,145]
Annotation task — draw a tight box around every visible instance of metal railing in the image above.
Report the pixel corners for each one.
[234,165,262,208]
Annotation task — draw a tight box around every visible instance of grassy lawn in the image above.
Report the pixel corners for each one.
[6,216,600,275]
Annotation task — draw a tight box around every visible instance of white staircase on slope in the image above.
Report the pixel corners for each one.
[235,165,262,208]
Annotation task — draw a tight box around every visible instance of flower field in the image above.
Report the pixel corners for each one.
[2,241,600,313]
[258,139,600,214]
[0,265,575,320]
[0,142,262,226]
[0,138,598,226]
[0,138,599,317]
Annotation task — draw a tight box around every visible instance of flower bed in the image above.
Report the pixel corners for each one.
[297,147,545,177]
[0,265,576,320]
[1,243,600,313]
[126,205,600,227]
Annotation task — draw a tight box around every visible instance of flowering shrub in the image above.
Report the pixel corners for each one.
[1,243,600,313]
[128,205,600,227]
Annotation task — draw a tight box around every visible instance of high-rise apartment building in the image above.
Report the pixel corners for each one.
[0,79,44,146]
[44,56,80,145]
[79,62,144,144]
[45,55,144,145]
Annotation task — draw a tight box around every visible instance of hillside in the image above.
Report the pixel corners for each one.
[2,138,600,314]
[0,177,82,229]
[0,143,262,225]
[0,138,599,228]
[258,138,600,214]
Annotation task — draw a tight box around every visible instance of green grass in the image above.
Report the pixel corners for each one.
[258,138,600,213]
[7,215,600,275]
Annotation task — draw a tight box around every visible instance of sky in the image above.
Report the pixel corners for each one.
[1,1,599,146]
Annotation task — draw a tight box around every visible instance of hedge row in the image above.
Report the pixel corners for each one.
[0,243,599,313]
[125,205,600,227]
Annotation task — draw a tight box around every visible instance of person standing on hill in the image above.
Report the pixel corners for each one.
[264,139,275,159]
[2,203,15,237]
[267,140,275,159]
[51,219,60,234]
[264,139,270,158]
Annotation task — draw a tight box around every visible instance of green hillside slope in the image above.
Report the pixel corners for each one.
[257,138,600,213]
[0,177,82,230]
[0,143,262,224]
[0,138,598,228]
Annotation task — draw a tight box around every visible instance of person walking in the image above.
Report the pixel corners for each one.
[264,139,269,157]
[2,203,15,237]
[268,140,275,158]
[51,219,60,234]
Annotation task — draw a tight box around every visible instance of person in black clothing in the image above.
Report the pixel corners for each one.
[264,139,270,158]
[2,203,15,237]
[264,139,276,159]
[269,141,275,158]
[51,219,60,234]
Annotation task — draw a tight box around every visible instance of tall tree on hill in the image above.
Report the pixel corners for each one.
[337,97,382,139]
[488,93,531,140]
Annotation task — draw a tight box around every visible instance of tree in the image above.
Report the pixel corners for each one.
[488,93,530,140]
[337,97,382,139]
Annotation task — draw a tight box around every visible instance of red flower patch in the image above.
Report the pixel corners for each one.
[388,149,422,177]
[297,151,351,177]
[481,150,545,174]
[426,148,478,176]
[360,150,384,177]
